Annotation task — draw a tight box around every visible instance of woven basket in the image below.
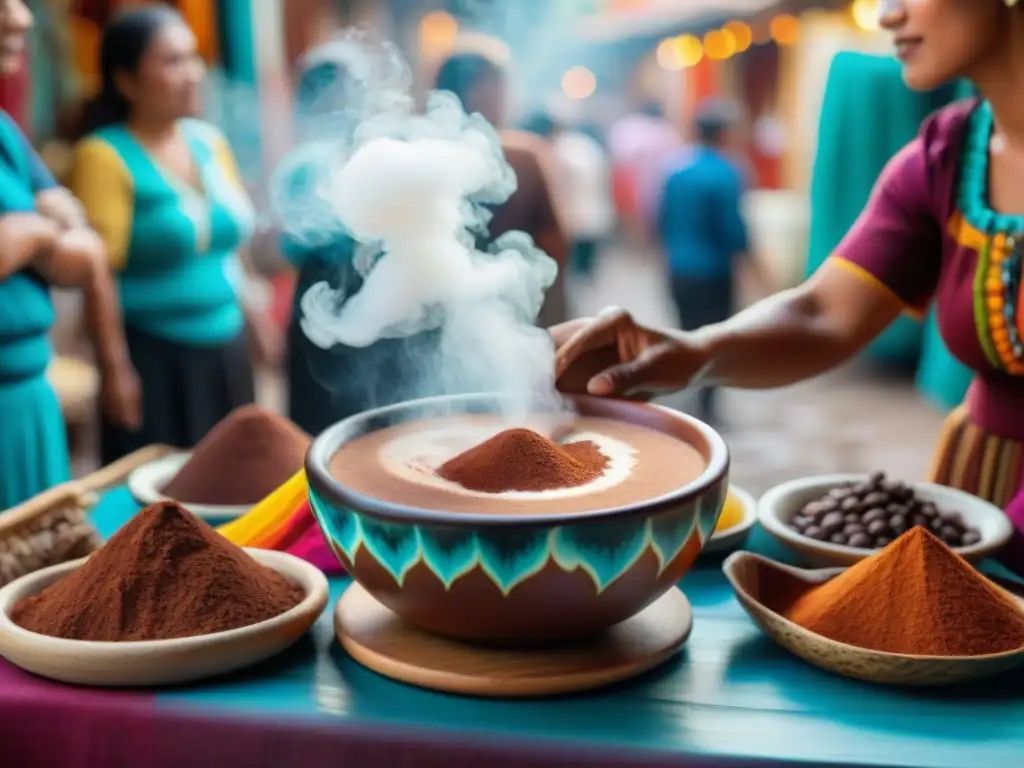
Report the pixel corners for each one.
[0,445,177,587]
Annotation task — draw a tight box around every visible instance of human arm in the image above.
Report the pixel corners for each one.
[553,138,939,397]
[239,243,283,368]
[33,229,140,429]
[504,133,570,266]
[35,188,87,231]
[532,148,570,266]
[67,137,133,269]
[30,155,86,233]
[3,118,91,232]
[61,138,140,426]
[0,213,60,280]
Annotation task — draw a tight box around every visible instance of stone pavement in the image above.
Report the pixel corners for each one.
[568,247,949,496]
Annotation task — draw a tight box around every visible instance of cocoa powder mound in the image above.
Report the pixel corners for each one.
[437,428,609,493]
[12,502,305,642]
[163,405,311,506]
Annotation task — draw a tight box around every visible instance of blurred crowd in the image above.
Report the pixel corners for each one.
[1,2,767,507]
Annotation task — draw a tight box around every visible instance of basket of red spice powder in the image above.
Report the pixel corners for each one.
[0,501,329,687]
[724,527,1024,685]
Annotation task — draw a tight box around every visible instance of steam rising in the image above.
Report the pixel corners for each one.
[272,29,560,414]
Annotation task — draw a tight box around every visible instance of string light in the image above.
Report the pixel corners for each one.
[656,34,703,70]
[851,0,880,31]
[752,22,772,45]
[704,28,737,61]
[656,38,684,70]
[724,20,753,53]
[675,34,704,67]
[769,14,801,46]
[562,66,597,99]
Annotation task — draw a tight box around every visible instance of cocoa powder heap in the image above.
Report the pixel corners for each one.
[438,428,609,493]
[163,405,311,506]
[12,502,305,642]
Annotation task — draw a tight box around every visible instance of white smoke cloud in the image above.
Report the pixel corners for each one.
[274,28,561,415]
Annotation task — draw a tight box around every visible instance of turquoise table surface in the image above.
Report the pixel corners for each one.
[87,488,1024,768]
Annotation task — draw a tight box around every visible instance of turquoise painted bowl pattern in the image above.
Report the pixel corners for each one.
[307,394,729,642]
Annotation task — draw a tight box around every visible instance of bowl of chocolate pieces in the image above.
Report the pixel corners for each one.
[758,472,1013,567]
[306,392,729,643]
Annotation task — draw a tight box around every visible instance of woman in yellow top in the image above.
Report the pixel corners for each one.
[70,7,261,463]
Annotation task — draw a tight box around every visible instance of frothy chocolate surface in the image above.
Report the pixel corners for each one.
[328,415,706,514]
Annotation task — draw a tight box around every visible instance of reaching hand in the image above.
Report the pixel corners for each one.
[550,308,711,399]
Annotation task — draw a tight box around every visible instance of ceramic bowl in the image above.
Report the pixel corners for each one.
[723,551,1024,685]
[128,452,252,524]
[0,549,329,687]
[703,485,758,555]
[306,393,729,643]
[758,474,1013,567]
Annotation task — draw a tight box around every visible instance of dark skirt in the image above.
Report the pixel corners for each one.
[101,326,255,464]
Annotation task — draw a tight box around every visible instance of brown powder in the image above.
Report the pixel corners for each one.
[437,428,609,493]
[781,527,1024,656]
[163,405,311,506]
[12,502,305,642]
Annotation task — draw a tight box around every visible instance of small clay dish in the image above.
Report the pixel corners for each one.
[723,550,1024,686]
[758,474,1013,567]
[128,452,252,524]
[0,548,329,687]
[307,393,729,643]
[703,485,758,555]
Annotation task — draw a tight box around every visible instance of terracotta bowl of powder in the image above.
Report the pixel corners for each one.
[307,393,729,643]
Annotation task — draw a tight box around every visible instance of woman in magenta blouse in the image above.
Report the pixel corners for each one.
[552,0,1024,570]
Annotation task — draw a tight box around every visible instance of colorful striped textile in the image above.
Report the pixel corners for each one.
[929,404,1023,510]
[215,470,342,573]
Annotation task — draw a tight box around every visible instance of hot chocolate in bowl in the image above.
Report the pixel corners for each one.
[306,393,729,643]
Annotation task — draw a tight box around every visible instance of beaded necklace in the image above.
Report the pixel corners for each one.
[960,100,1024,374]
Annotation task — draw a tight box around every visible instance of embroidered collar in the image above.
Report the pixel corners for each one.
[959,100,1024,235]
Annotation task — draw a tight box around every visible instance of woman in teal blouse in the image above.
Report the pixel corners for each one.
[0,0,139,508]
[70,7,261,463]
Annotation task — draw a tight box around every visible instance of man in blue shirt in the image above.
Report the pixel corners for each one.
[655,99,752,425]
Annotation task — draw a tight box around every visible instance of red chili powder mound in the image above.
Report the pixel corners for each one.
[12,502,305,642]
[163,405,311,506]
[437,428,609,493]
[781,527,1024,656]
